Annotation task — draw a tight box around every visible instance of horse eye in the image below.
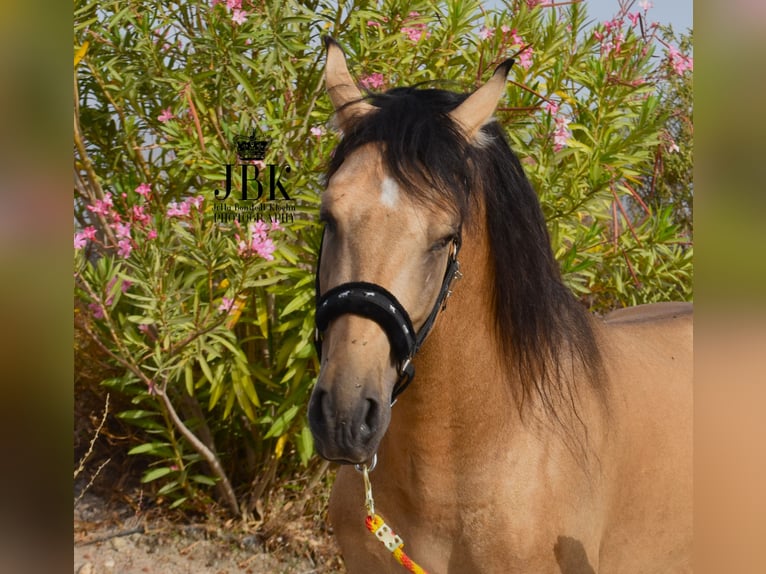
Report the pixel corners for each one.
[430,235,453,252]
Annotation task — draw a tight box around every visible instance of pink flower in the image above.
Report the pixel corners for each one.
[479,26,494,41]
[402,26,428,42]
[237,220,279,260]
[254,237,276,260]
[251,220,269,236]
[269,218,283,232]
[167,201,191,218]
[367,20,381,28]
[218,297,235,313]
[117,238,133,259]
[226,0,241,8]
[360,73,385,90]
[553,115,571,152]
[628,12,640,27]
[401,14,429,43]
[87,193,114,216]
[74,233,87,250]
[508,29,534,69]
[147,229,158,240]
[310,126,324,137]
[639,0,653,11]
[89,302,104,320]
[603,19,620,33]
[517,48,533,70]
[501,25,511,34]
[113,222,132,239]
[132,205,150,225]
[81,226,97,241]
[231,9,248,25]
[543,100,559,116]
[668,46,693,76]
[668,141,680,153]
[158,108,174,123]
[135,183,152,197]
[189,195,204,210]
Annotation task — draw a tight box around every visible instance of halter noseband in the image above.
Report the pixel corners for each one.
[314,230,462,404]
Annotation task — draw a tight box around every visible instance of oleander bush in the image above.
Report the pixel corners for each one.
[74,0,692,515]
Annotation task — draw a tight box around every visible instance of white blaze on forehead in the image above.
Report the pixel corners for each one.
[379,176,400,209]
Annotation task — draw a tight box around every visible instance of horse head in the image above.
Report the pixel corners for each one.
[308,37,512,465]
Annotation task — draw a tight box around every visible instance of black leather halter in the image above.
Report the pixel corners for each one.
[314,230,462,404]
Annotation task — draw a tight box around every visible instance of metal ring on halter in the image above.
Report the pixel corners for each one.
[355,452,378,474]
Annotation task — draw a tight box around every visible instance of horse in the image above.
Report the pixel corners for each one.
[308,37,692,573]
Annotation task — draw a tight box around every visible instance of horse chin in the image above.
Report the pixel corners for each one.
[312,434,384,466]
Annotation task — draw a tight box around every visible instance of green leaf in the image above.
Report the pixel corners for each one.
[297,424,314,467]
[128,442,172,456]
[227,65,258,106]
[191,474,217,486]
[169,497,188,509]
[264,405,299,439]
[198,355,215,385]
[142,466,175,483]
[157,481,180,496]
[185,363,195,396]
[118,410,157,420]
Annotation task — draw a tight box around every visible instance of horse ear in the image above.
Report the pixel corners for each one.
[324,36,374,132]
[449,58,515,139]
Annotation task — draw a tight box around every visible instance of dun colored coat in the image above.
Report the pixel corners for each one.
[309,37,692,573]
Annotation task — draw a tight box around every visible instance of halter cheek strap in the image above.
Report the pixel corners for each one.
[314,231,462,404]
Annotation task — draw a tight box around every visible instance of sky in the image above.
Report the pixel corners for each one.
[584,0,693,33]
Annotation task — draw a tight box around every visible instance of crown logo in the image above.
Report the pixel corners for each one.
[234,130,270,161]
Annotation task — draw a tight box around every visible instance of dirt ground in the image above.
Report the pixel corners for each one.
[73,491,346,574]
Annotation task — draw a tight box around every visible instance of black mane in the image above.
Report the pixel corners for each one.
[327,86,606,435]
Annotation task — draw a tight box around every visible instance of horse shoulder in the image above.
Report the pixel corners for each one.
[594,302,693,572]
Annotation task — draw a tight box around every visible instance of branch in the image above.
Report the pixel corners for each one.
[185,84,207,154]
[75,275,241,517]
[155,385,240,516]
[74,393,110,480]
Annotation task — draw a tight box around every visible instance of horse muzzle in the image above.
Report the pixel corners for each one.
[308,380,391,465]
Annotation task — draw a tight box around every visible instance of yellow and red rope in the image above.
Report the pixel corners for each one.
[365,513,429,574]
[360,461,429,574]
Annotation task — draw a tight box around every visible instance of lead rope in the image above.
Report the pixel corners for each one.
[359,459,429,574]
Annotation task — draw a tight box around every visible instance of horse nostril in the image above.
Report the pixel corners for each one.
[308,388,328,431]
[359,398,380,440]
